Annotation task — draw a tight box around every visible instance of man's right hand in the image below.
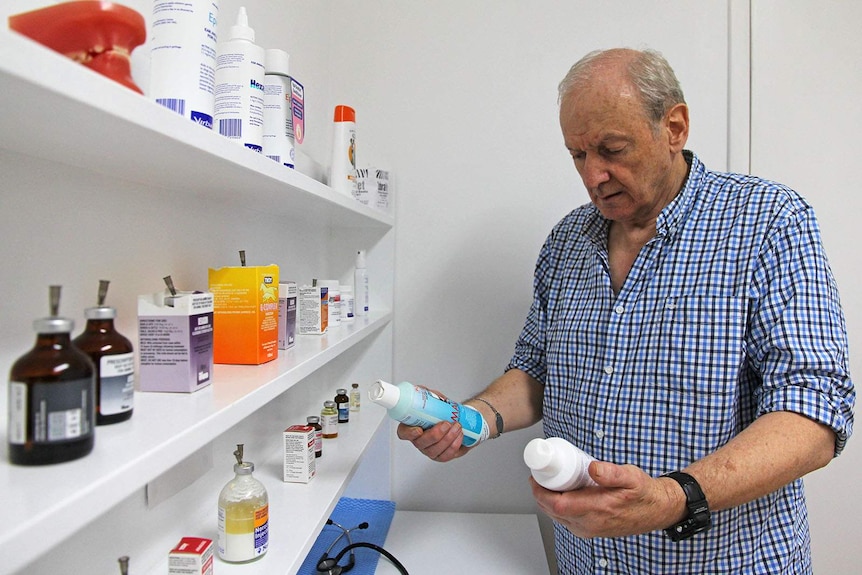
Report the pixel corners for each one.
[396,420,472,462]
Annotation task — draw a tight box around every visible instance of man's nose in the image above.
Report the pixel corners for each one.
[579,154,611,190]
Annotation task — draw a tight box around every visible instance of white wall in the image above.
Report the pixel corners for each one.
[750,2,862,570]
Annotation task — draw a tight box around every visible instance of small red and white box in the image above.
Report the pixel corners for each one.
[283,424,316,483]
[169,537,214,575]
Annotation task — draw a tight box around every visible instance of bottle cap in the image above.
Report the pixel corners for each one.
[33,316,73,334]
[333,105,355,123]
[307,416,320,423]
[368,380,399,409]
[324,400,336,408]
[523,438,559,473]
[234,461,254,475]
[337,388,347,395]
[229,6,255,42]
[265,48,290,76]
[84,306,117,320]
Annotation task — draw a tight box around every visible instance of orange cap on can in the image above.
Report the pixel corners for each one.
[333,105,355,123]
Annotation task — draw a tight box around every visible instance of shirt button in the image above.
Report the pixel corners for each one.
[595,429,605,439]
[603,365,614,375]
[614,305,625,314]
[598,558,609,568]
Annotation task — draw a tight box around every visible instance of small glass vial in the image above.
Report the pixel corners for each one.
[73,280,135,425]
[349,382,361,412]
[218,444,269,563]
[8,286,96,465]
[321,400,338,438]
[306,415,323,457]
[335,388,350,423]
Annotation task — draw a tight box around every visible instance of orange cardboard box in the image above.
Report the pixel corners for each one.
[208,264,279,364]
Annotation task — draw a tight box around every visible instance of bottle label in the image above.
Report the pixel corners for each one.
[8,378,94,444]
[337,400,349,422]
[400,386,486,446]
[99,352,135,415]
[254,504,269,556]
[321,413,338,436]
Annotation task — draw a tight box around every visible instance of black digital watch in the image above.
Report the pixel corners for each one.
[662,471,712,541]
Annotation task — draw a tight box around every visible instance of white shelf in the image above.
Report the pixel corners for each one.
[0,312,391,574]
[144,409,388,575]
[0,312,390,571]
[0,28,393,229]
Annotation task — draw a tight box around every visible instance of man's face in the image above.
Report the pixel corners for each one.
[559,78,680,228]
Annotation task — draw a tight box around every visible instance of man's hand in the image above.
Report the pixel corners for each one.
[530,461,685,538]
[396,421,472,462]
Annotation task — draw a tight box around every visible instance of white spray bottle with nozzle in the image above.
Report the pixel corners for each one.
[524,437,598,491]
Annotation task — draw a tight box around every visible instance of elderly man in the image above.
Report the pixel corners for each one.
[398,48,854,574]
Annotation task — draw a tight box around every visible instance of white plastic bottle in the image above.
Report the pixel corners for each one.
[329,105,357,195]
[149,0,219,129]
[262,48,295,168]
[214,6,265,152]
[339,284,354,323]
[523,437,598,491]
[217,445,268,562]
[320,280,341,327]
[368,380,489,447]
[354,250,369,317]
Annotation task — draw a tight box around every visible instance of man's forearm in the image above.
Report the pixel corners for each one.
[682,411,835,513]
[465,368,544,436]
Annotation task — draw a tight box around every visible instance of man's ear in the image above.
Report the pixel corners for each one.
[665,103,690,152]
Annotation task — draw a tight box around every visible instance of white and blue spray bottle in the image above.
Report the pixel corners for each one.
[368,380,489,446]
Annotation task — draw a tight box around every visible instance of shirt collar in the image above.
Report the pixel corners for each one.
[581,150,702,245]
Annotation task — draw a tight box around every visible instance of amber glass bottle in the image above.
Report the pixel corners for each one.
[73,281,134,425]
[8,286,96,465]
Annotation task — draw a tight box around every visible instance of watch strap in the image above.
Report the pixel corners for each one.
[662,471,712,541]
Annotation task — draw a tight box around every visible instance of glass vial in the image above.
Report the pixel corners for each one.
[218,444,269,563]
[73,280,134,425]
[335,388,350,423]
[306,415,323,457]
[349,382,361,412]
[8,286,96,465]
[321,400,338,438]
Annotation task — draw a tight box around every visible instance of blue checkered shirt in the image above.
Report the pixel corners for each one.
[508,152,854,574]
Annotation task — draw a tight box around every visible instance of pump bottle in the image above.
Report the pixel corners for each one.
[8,286,95,465]
[368,380,489,447]
[214,7,265,152]
[523,437,598,491]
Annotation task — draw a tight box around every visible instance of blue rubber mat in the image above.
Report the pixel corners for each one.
[297,497,396,575]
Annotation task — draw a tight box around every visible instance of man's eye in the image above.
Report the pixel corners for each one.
[570,151,586,161]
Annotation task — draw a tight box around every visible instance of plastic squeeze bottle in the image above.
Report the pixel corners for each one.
[368,380,489,446]
[523,437,598,491]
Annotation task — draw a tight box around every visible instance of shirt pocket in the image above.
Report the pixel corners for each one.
[657,295,749,396]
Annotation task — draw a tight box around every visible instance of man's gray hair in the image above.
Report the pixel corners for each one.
[558,48,686,126]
